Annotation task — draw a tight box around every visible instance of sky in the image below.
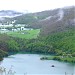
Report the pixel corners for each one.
[0,0,74,13]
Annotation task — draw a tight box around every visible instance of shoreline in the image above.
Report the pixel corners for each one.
[40,56,75,63]
[1,52,75,64]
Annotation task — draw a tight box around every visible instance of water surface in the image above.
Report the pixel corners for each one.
[0,54,75,75]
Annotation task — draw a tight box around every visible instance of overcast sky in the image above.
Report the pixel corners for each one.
[0,0,74,12]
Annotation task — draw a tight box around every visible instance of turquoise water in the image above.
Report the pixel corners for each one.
[0,54,75,75]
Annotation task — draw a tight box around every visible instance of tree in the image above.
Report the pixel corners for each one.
[7,40,19,52]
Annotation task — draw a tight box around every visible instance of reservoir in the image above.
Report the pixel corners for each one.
[0,54,75,75]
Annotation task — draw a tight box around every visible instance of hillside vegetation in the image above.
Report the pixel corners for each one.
[0,28,75,62]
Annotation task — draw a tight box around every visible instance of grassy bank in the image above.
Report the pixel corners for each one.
[40,56,75,63]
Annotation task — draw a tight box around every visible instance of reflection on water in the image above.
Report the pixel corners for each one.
[0,54,75,75]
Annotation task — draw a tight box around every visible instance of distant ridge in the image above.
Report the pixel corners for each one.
[0,10,23,18]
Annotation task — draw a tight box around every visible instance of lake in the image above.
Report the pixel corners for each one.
[0,54,75,75]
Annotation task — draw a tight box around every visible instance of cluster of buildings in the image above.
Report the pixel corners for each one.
[0,21,32,33]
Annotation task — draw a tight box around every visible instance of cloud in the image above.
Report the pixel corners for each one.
[0,0,74,12]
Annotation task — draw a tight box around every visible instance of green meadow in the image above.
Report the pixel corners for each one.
[7,29,40,39]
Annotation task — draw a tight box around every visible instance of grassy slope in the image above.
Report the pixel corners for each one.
[7,29,40,39]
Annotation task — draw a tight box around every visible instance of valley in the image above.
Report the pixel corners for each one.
[0,5,75,75]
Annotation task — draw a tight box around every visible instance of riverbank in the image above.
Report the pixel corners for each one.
[40,56,75,63]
